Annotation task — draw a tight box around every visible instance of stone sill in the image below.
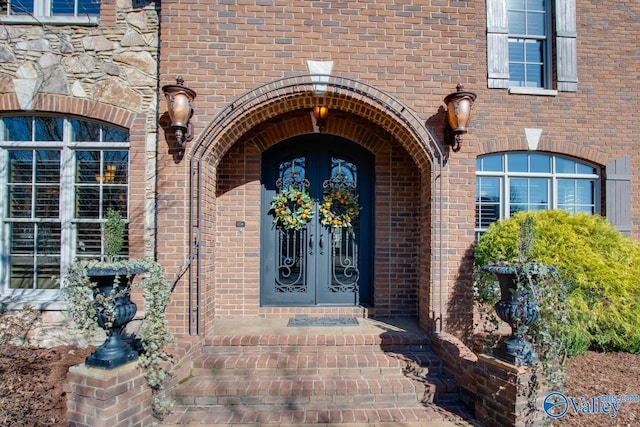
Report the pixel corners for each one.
[1,291,66,311]
[508,87,558,96]
[477,353,530,374]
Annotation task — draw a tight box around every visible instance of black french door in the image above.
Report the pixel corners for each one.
[260,134,373,306]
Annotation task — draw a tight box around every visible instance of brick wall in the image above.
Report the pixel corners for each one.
[155,0,640,343]
[65,362,153,427]
[213,111,421,318]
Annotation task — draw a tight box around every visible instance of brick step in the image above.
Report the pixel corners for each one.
[159,402,473,426]
[164,324,468,426]
[191,350,443,378]
[174,350,455,404]
[173,371,458,407]
[203,331,432,350]
[172,376,430,406]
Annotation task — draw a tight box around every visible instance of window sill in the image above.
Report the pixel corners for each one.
[1,290,66,311]
[0,16,98,26]
[508,87,558,96]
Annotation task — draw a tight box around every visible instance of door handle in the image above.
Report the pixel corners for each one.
[319,235,324,255]
[309,234,313,255]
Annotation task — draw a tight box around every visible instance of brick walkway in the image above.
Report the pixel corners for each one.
[159,318,480,426]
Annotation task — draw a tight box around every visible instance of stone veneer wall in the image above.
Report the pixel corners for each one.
[0,0,160,345]
[0,0,159,259]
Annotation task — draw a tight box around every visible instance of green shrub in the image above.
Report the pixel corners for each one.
[475,210,640,355]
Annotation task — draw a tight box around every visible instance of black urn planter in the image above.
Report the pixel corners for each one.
[482,265,539,365]
[84,266,146,369]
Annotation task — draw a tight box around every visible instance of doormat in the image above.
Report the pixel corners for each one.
[287,317,359,327]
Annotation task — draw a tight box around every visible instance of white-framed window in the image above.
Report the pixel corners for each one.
[0,0,100,25]
[0,115,129,307]
[508,0,551,88]
[475,152,600,239]
[487,0,578,93]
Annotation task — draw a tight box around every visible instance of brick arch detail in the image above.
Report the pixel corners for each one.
[186,77,447,333]
[190,76,444,173]
[238,110,397,159]
[477,137,607,167]
[0,93,136,129]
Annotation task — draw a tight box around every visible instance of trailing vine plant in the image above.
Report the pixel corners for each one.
[474,216,569,419]
[62,209,173,417]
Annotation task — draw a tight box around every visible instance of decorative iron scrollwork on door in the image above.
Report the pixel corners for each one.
[321,158,360,293]
[272,156,310,293]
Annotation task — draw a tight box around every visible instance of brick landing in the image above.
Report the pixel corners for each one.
[159,317,479,426]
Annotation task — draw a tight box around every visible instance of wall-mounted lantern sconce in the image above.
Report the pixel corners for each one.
[313,105,329,132]
[443,84,477,152]
[162,76,197,148]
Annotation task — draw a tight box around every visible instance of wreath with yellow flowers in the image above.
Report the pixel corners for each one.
[319,188,360,229]
[270,186,314,230]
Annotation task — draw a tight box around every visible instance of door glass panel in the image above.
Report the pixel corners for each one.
[324,157,359,293]
[330,228,359,292]
[274,156,309,294]
[262,137,371,306]
[275,229,307,293]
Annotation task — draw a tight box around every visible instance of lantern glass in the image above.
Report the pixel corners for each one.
[447,97,472,133]
[166,92,191,129]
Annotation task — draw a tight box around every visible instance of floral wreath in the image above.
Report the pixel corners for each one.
[319,187,360,229]
[270,185,314,230]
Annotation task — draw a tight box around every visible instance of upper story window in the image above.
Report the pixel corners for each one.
[508,0,550,88]
[487,0,578,94]
[0,115,129,307]
[475,153,599,239]
[0,0,100,24]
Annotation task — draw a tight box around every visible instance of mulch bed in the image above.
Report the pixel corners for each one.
[0,345,93,427]
[556,351,639,426]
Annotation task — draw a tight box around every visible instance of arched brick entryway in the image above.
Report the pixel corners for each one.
[183,75,449,335]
